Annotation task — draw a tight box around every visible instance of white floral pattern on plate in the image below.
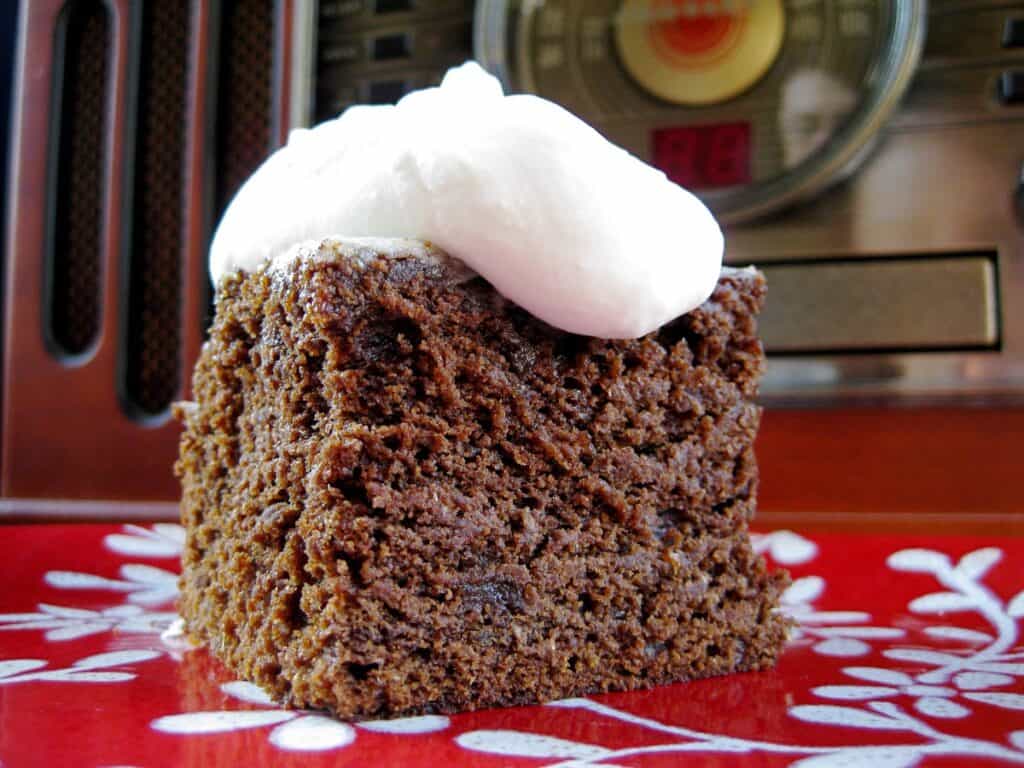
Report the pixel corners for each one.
[751,530,820,565]
[3,525,1022,765]
[104,524,185,558]
[456,544,1024,767]
[45,562,178,607]
[0,603,178,641]
[0,651,161,685]
[781,575,906,657]
[151,681,450,753]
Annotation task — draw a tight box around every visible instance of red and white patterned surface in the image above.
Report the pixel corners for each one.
[0,523,1022,767]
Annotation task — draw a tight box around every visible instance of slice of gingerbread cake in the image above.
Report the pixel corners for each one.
[176,238,788,719]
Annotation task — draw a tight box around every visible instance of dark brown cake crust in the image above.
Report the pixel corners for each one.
[176,241,788,719]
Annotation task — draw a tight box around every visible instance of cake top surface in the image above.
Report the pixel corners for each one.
[210,62,724,339]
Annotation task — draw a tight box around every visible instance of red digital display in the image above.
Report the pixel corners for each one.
[652,123,751,190]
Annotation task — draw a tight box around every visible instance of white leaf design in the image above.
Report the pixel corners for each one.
[38,604,97,619]
[812,685,897,701]
[72,650,161,670]
[781,576,824,605]
[151,710,295,734]
[45,624,106,642]
[908,592,976,614]
[974,662,1024,675]
[954,548,1001,579]
[119,564,176,585]
[0,612,55,622]
[883,648,962,666]
[789,705,907,731]
[455,730,611,759]
[887,549,951,573]
[962,692,1024,710]
[43,572,133,591]
[268,716,355,751]
[1010,730,1024,751]
[790,748,920,768]
[105,525,184,558]
[1008,590,1024,618]
[923,626,993,644]
[904,685,955,698]
[815,627,904,639]
[152,523,187,544]
[104,605,143,618]
[0,620,68,632]
[221,681,276,705]
[913,697,970,719]
[814,638,870,657]
[953,671,1014,690]
[35,671,135,683]
[843,667,913,686]
[759,531,819,565]
[797,611,874,624]
[546,698,590,709]
[358,715,450,734]
[0,659,47,678]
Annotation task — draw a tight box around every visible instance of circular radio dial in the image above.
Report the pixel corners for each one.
[475,0,925,223]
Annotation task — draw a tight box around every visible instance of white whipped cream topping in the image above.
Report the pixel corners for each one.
[209,62,723,338]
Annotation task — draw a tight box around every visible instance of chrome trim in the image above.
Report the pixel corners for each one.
[289,0,317,130]
[710,0,928,224]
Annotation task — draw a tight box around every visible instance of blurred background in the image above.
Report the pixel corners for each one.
[1,0,1022,531]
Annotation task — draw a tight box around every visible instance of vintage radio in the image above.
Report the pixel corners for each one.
[4,0,1023,512]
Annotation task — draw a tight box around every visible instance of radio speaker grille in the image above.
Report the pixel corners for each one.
[48,0,110,357]
[215,0,275,217]
[124,1,193,416]
[3,0,285,501]
[207,0,275,330]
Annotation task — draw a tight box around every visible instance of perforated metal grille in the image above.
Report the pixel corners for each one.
[49,1,109,356]
[215,0,274,216]
[125,1,192,416]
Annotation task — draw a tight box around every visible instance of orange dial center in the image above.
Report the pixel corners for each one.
[651,1,737,59]
[616,0,785,106]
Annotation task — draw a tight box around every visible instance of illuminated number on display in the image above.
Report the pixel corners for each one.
[652,123,751,190]
[705,124,750,187]
[653,127,700,188]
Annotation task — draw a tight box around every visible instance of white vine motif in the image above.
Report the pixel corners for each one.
[455,546,1024,767]
[0,651,161,685]
[151,681,451,753]
[0,603,177,641]
[781,576,905,657]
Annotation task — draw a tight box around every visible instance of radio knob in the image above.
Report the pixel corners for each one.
[1002,17,1024,47]
[997,70,1024,105]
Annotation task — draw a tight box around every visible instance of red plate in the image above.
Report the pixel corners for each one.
[1,523,1022,767]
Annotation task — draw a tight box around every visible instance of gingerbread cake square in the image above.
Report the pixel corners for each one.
[176,239,788,719]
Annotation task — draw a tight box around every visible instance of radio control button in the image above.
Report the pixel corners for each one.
[373,33,410,60]
[375,0,412,12]
[997,70,1024,104]
[367,79,406,104]
[320,42,363,64]
[1002,17,1024,48]
[321,1,363,18]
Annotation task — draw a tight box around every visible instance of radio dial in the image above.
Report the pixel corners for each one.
[475,0,926,223]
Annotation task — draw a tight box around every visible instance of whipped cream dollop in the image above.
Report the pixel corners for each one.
[210,62,723,338]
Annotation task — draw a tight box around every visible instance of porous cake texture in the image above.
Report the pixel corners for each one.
[176,239,788,719]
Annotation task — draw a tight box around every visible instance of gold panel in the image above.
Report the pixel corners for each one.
[759,257,999,353]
